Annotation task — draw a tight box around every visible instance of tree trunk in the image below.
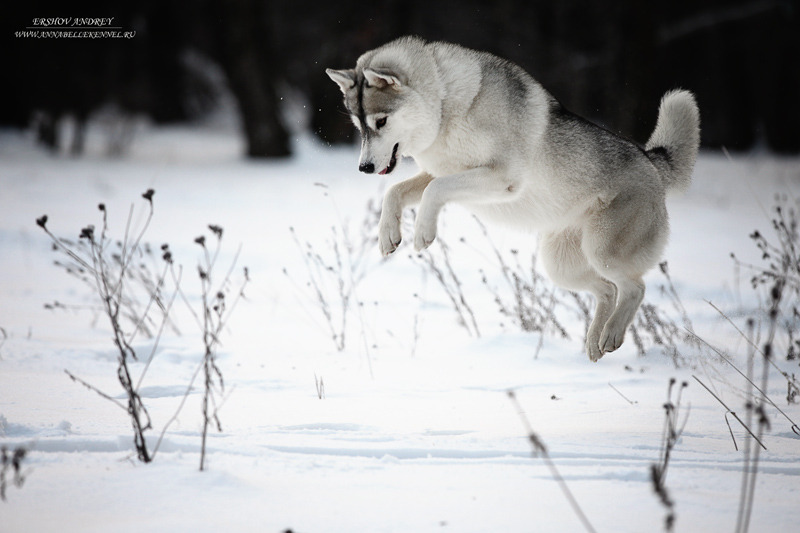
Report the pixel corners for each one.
[219,0,290,158]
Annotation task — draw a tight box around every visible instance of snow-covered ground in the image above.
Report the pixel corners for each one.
[1,123,799,532]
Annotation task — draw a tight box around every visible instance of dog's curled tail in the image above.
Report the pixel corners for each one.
[646,89,700,194]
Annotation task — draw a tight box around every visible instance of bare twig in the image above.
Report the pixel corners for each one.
[39,194,162,463]
[608,382,637,405]
[136,265,183,391]
[315,373,325,399]
[692,375,766,451]
[152,357,204,459]
[651,379,689,532]
[286,191,381,361]
[64,369,127,410]
[508,390,597,533]
[36,191,185,464]
[471,218,574,347]
[415,238,481,338]
[1,446,28,501]
[685,328,799,436]
[191,227,249,472]
[736,289,780,533]
[706,299,800,410]
[0,327,7,360]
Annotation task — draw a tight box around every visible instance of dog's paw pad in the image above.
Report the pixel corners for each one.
[414,235,434,252]
[380,239,401,256]
[586,342,603,362]
[599,329,624,354]
[413,220,437,252]
[378,219,403,256]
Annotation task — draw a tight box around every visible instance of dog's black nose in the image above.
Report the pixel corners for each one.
[359,162,375,174]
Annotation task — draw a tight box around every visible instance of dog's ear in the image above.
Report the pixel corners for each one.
[363,68,403,89]
[326,68,357,94]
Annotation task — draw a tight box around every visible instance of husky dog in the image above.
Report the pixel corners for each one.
[327,36,700,361]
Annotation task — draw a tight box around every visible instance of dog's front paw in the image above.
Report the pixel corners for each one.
[378,213,402,256]
[413,216,437,251]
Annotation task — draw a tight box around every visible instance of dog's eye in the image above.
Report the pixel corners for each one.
[376,117,387,130]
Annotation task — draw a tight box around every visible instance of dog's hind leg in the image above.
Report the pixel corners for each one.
[582,190,669,356]
[597,276,644,354]
[540,229,617,361]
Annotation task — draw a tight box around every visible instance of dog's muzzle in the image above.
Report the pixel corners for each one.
[359,143,399,175]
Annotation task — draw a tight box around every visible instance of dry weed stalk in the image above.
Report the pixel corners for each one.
[0,446,27,501]
[414,237,481,338]
[284,190,380,375]
[731,194,800,403]
[627,262,709,366]
[168,226,250,471]
[650,378,689,532]
[508,390,597,533]
[37,192,248,469]
[0,327,7,360]
[735,284,780,533]
[36,190,174,462]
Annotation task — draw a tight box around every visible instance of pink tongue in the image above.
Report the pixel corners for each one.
[379,168,388,175]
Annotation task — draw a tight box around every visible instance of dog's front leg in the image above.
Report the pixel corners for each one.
[378,172,435,255]
[414,167,518,251]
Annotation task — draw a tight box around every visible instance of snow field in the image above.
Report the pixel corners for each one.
[1,126,799,532]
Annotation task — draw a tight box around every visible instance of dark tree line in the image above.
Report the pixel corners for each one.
[4,0,799,156]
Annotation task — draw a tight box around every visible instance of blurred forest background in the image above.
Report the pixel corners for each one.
[5,0,800,157]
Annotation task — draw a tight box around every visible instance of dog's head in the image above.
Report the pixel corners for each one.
[326,65,439,175]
